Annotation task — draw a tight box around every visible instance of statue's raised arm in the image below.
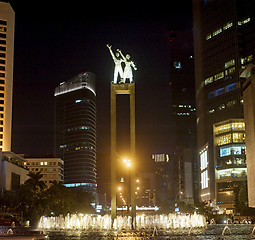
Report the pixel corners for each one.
[106,44,116,61]
[106,44,124,84]
[117,49,126,61]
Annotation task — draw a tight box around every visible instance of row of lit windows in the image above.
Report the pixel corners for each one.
[176,112,191,116]
[215,133,245,146]
[214,121,245,135]
[216,168,247,180]
[204,68,235,86]
[0,21,7,82]
[29,167,58,172]
[220,145,246,157]
[66,125,91,132]
[27,161,57,166]
[205,17,250,41]
[217,156,246,169]
[241,55,253,65]
[225,59,235,69]
[238,17,251,26]
[208,99,241,114]
[208,83,238,99]
[200,150,208,171]
[60,143,95,149]
[201,170,208,189]
[206,21,232,40]
[64,182,96,188]
[204,55,252,88]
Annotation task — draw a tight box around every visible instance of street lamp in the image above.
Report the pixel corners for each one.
[123,158,132,168]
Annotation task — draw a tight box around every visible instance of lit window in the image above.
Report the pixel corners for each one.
[44,162,47,165]
[201,170,208,189]
[233,133,245,143]
[204,76,213,85]
[225,59,235,68]
[228,67,235,74]
[214,72,224,81]
[174,61,181,69]
[206,33,211,40]
[238,17,250,26]
[213,27,222,36]
[223,22,233,30]
[200,150,208,170]
[216,134,232,146]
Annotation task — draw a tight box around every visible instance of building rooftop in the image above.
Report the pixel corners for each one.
[54,72,96,97]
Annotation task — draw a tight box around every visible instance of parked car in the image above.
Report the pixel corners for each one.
[0,214,21,226]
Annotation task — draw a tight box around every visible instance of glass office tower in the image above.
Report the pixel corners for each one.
[193,0,255,206]
[54,72,97,193]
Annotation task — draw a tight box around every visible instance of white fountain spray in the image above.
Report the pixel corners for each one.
[38,213,206,231]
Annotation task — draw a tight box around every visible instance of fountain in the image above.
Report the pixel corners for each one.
[251,225,255,235]
[38,213,206,231]
[222,225,231,236]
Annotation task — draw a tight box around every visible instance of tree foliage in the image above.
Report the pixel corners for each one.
[16,172,95,226]
[234,182,255,216]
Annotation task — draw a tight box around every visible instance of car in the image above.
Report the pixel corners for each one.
[0,214,21,226]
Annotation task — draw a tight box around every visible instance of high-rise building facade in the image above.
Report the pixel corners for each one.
[170,30,196,148]
[54,72,97,193]
[169,30,198,203]
[213,119,246,212]
[152,153,171,208]
[0,2,15,151]
[193,0,255,205]
[241,64,255,208]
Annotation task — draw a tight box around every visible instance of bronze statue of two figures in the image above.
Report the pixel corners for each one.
[107,44,137,84]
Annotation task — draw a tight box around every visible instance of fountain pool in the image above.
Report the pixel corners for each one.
[38,213,206,231]
[42,224,255,240]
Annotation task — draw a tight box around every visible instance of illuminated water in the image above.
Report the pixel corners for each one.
[38,213,206,230]
[43,224,255,239]
[1,224,255,239]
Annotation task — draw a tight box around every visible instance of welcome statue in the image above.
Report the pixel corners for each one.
[107,44,137,84]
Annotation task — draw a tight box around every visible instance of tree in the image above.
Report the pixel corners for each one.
[43,182,95,215]
[196,201,214,219]
[17,172,47,226]
[234,182,255,216]
[17,172,95,226]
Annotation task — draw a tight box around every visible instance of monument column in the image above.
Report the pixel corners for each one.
[130,84,136,228]
[110,84,117,223]
[107,44,137,228]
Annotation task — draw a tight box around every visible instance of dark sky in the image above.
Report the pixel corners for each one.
[7,1,193,186]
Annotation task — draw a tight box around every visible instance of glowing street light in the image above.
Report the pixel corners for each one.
[123,158,131,168]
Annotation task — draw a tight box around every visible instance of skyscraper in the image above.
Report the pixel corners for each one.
[54,72,97,193]
[0,2,15,151]
[193,0,255,208]
[169,30,197,203]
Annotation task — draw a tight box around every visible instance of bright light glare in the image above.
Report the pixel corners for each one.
[123,158,131,167]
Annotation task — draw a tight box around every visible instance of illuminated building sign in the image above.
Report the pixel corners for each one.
[200,148,209,190]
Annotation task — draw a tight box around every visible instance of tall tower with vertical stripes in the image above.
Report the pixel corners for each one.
[0,2,15,151]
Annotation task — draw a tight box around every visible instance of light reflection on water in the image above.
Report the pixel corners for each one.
[45,225,255,240]
[2,225,255,239]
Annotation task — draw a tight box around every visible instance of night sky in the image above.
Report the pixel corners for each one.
[6,1,193,188]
